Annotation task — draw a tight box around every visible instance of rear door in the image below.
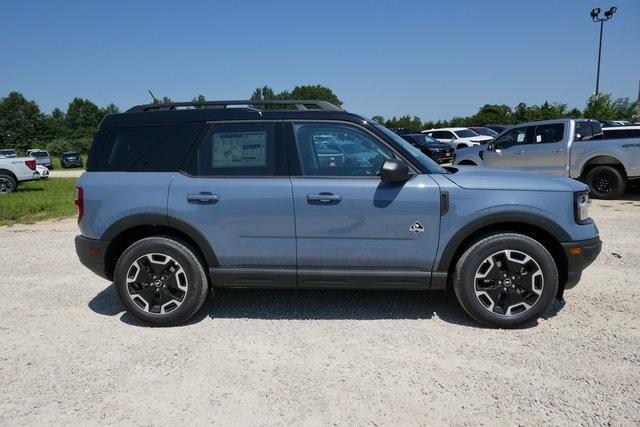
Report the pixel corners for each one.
[483,126,531,169]
[168,121,297,287]
[288,121,441,288]
[525,123,567,175]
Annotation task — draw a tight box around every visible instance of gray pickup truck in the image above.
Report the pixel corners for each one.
[453,119,640,199]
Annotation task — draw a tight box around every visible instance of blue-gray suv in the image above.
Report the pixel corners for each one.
[75,99,601,327]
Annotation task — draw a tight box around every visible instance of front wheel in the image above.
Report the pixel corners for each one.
[114,237,209,326]
[453,233,558,328]
[584,165,626,199]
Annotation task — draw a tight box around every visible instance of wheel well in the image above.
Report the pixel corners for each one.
[457,160,477,166]
[456,144,468,149]
[0,169,18,181]
[104,225,210,281]
[581,155,627,178]
[445,222,568,297]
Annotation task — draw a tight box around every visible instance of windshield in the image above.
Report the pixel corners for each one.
[454,129,480,138]
[31,151,49,157]
[407,134,441,147]
[371,122,447,174]
[474,128,498,137]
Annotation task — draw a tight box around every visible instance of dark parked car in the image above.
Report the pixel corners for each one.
[484,124,511,134]
[60,151,83,168]
[401,133,454,164]
[468,127,499,140]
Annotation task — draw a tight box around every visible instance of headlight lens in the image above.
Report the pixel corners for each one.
[575,192,591,223]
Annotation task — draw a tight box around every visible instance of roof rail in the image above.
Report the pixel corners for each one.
[126,99,342,113]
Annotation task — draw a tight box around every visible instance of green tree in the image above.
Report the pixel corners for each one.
[370,115,384,124]
[192,94,206,108]
[0,91,45,152]
[470,104,512,125]
[65,98,103,139]
[101,103,120,115]
[250,85,343,109]
[612,97,637,121]
[584,93,616,119]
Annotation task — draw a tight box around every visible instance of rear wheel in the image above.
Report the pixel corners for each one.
[453,233,558,328]
[0,173,17,194]
[114,237,209,326]
[584,165,626,199]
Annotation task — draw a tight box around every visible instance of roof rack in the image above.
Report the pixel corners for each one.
[126,99,342,113]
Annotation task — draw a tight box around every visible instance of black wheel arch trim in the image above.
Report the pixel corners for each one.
[435,211,571,272]
[101,213,219,268]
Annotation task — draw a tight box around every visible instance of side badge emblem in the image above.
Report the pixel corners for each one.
[410,221,425,234]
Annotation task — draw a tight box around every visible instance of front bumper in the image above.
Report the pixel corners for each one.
[75,235,111,280]
[560,236,602,289]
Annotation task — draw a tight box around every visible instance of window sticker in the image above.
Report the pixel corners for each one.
[212,131,267,168]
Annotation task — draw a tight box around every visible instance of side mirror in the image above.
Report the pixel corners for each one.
[380,159,410,183]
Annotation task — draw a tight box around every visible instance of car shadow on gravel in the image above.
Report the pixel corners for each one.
[88,283,480,327]
[89,283,562,329]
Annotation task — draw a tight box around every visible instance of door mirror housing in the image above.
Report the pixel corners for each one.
[380,159,410,183]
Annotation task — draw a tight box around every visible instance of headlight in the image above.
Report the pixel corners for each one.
[575,192,591,224]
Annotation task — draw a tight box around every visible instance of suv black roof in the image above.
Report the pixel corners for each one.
[102,99,363,128]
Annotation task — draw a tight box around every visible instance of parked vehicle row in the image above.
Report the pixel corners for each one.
[75,99,601,328]
[453,118,640,199]
[422,127,493,149]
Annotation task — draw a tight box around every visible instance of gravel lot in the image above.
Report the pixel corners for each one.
[1,194,639,425]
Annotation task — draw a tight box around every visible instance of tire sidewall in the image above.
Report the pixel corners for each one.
[114,237,207,325]
[0,174,17,194]
[586,166,625,200]
[454,234,558,328]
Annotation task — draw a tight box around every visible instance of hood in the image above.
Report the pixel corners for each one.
[468,135,493,142]
[425,143,452,150]
[443,166,588,192]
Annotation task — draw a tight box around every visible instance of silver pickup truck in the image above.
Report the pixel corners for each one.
[453,118,640,199]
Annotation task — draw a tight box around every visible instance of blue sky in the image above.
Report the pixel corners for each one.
[1,0,638,120]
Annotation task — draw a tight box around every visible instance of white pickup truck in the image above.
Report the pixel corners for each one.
[0,156,41,194]
[453,118,640,199]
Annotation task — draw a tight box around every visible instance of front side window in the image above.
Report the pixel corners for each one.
[533,123,564,144]
[293,122,393,177]
[494,126,530,148]
[193,123,276,176]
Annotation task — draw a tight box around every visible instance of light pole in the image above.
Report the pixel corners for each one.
[590,6,617,118]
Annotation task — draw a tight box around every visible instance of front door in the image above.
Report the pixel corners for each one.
[288,121,441,288]
[484,125,532,169]
[525,122,567,175]
[168,121,297,287]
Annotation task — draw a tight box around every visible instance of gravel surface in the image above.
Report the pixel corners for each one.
[1,195,639,425]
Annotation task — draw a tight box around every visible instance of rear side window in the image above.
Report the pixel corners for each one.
[186,122,283,176]
[575,121,604,141]
[92,123,203,171]
[533,123,564,144]
[494,126,532,148]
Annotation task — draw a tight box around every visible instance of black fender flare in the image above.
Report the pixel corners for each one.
[102,213,219,267]
[435,211,571,272]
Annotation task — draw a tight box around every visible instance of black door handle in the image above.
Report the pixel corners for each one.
[187,193,220,204]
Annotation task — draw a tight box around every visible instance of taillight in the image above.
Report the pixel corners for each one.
[75,187,84,223]
[25,159,36,170]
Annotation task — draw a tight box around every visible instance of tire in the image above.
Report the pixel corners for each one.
[458,161,477,166]
[453,233,558,328]
[0,173,17,194]
[456,144,468,149]
[114,236,209,326]
[584,165,626,199]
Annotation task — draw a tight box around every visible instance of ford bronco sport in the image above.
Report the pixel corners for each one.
[75,100,601,327]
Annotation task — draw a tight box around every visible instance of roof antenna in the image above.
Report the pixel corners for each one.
[148,90,159,104]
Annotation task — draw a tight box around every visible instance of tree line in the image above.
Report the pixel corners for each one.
[0,86,636,155]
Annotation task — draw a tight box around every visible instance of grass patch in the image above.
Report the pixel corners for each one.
[51,155,87,170]
[0,178,77,226]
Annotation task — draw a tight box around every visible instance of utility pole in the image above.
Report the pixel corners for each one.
[590,7,618,119]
